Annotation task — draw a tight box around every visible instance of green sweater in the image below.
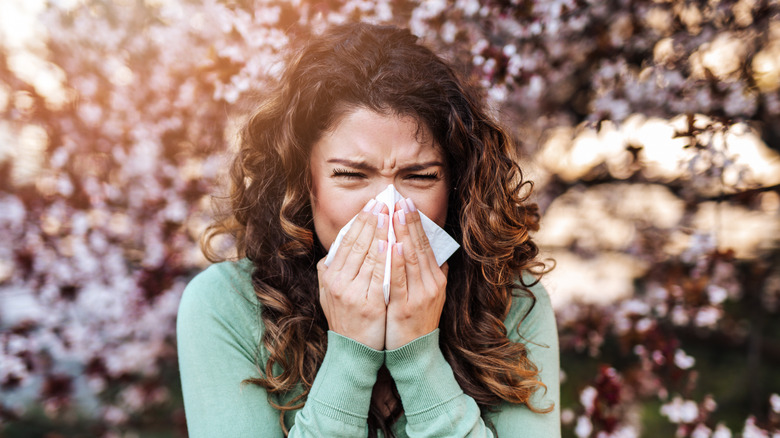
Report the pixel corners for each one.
[177,259,560,437]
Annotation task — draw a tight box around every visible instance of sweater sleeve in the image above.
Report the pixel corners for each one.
[290,331,384,437]
[384,278,560,437]
[385,329,491,437]
[177,261,384,438]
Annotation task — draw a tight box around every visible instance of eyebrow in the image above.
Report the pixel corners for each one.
[326,158,445,172]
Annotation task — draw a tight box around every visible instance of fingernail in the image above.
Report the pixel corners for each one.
[378,240,386,253]
[405,198,416,212]
[401,198,410,214]
[398,209,406,225]
[377,213,385,228]
[372,200,383,215]
[363,199,377,212]
[396,242,403,256]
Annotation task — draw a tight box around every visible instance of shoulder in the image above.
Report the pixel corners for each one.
[183,258,255,297]
[504,272,556,347]
[179,258,256,312]
[177,259,262,353]
[503,273,560,422]
[177,260,282,437]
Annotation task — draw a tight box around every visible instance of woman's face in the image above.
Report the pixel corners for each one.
[309,107,449,250]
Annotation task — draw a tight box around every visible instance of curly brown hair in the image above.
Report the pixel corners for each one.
[202,22,551,436]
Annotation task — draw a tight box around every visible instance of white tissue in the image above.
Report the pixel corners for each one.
[323,184,459,304]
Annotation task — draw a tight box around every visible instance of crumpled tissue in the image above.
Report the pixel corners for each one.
[323,184,459,303]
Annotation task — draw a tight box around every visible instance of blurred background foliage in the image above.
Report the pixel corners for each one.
[0,0,779,436]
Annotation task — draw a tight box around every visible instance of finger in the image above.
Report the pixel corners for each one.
[354,210,388,278]
[340,201,383,280]
[317,257,327,285]
[357,237,388,305]
[317,257,327,298]
[404,198,439,269]
[393,201,425,287]
[374,208,389,242]
[317,257,331,322]
[401,198,436,274]
[329,199,377,272]
[438,262,449,289]
[389,242,408,304]
[317,257,327,274]
[356,209,388,302]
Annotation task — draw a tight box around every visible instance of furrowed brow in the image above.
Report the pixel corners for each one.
[326,158,376,171]
[400,161,445,172]
[326,158,445,172]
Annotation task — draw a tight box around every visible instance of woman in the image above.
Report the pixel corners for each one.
[177,22,560,437]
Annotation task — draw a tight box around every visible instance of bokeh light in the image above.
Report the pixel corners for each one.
[1,0,779,436]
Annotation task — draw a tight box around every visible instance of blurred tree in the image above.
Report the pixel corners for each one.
[0,0,778,436]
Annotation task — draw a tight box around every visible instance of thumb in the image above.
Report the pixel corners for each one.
[317,257,327,273]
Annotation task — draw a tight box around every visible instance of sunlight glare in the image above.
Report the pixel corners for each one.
[11,124,49,185]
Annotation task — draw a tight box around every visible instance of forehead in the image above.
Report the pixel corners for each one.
[313,108,442,164]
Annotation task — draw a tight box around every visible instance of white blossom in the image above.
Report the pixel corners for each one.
[694,306,722,329]
[713,423,733,438]
[2,0,779,431]
[771,394,780,413]
[674,349,696,370]
[692,423,712,438]
[580,386,598,414]
[661,396,699,423]
[707,284,728,305]
[742,416,770,438]
[575,415,593,438]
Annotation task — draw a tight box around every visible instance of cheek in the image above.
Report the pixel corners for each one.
[311,185,366,250]
[417,187,450,228]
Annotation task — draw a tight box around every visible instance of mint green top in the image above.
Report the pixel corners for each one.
[177,259,560,437]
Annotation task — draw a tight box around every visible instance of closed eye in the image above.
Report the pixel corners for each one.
[331,168,366,179]
[405,171,440,180]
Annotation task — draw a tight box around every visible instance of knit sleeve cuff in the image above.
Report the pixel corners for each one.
[307,331,385,426]
[384,329,464,423]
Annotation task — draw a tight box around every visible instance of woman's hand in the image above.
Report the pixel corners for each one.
[317,199,390,350]
[385,198,449,350]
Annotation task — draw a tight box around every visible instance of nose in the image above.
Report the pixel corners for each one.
[367,181,411,213]
[370,180,395,196]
